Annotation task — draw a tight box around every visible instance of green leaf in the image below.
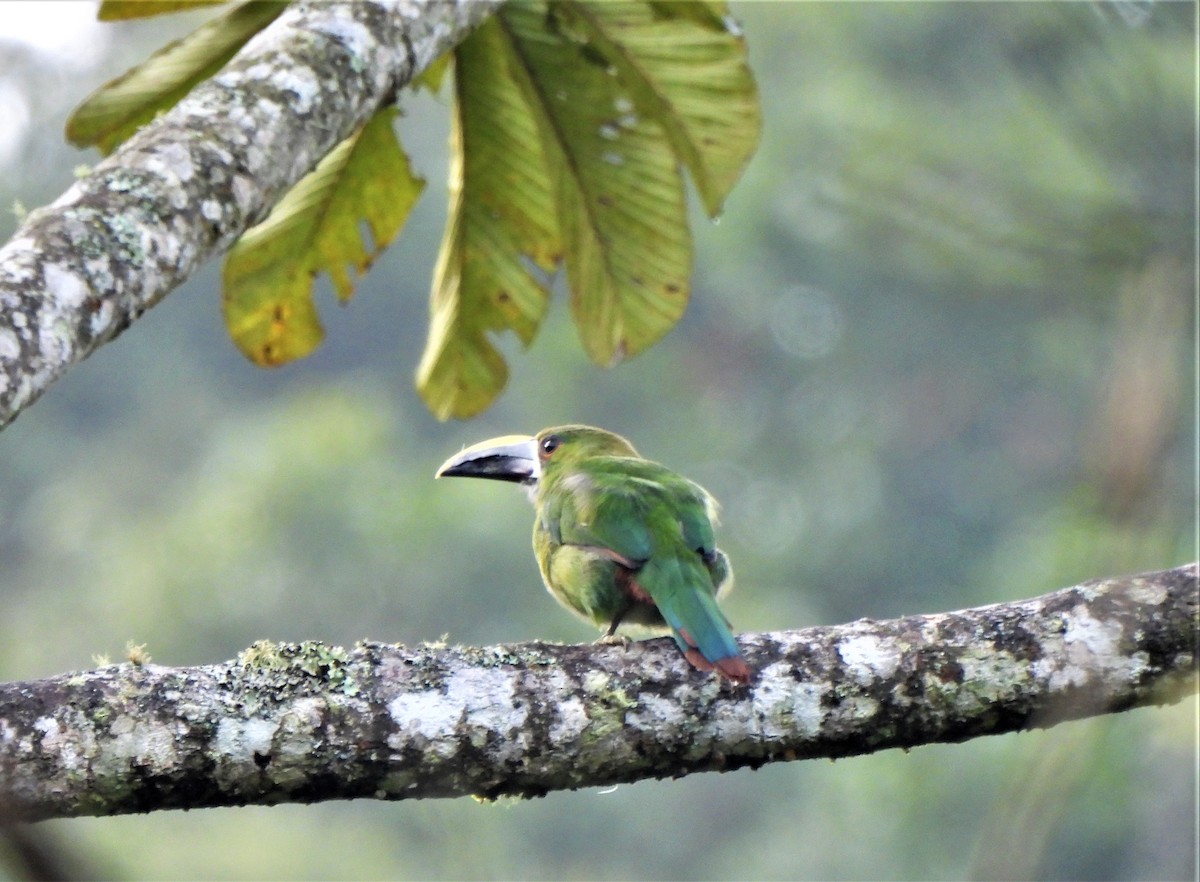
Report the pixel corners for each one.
[222,108,424,366]
[508,0,698,368]
[563,0,761,217]
[417,0,760,419]
[644,1,727,30]
[416,23,561,420]
[413,52,453,95]
[98,0,228,21]
[67,1,286,154]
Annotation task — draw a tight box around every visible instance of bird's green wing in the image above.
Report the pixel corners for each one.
[543,458,747,679]
[542,460,656,564]
[545,458,718,562]
[675,480,718,554]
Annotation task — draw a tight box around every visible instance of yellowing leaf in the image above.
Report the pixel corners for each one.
[506,1,694,367]
[68,1,286,154]
[644,1,727,29]
[223,108,424,366]
[417,0,760,419]
[98,0,227,21]
[563,0,761,217]
[413,52,453,95]
[416,22,561,420]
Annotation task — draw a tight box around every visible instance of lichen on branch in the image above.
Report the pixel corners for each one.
[1,563,1194,824]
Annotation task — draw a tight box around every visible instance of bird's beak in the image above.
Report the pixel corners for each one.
[435,434,540,484]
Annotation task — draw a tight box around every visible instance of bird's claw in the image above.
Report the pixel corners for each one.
[595,633,630,648]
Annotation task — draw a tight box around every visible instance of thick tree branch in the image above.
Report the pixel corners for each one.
[1,563,1195,824]
[0,0,500,429]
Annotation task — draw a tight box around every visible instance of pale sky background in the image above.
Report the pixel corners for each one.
[2,0,101,55]
[0,1,107,167]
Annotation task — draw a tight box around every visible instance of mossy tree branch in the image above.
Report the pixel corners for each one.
[1,563,1195,824]
[0,0,500,429]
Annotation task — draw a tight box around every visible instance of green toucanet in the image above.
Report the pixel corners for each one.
[436,425,751,684]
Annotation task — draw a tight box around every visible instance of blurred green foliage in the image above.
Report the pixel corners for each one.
[0,2,1194,880]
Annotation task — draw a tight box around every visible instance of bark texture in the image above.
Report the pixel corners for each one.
[1,563,1195,823]
[0,0,500,429]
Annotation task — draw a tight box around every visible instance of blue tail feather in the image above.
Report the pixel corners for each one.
[644,556,740,664]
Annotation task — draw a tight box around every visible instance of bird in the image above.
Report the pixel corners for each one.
[436,424,751,684]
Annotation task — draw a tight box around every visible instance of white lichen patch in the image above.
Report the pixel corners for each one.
[143,140,195,189]
[711,697,758,750]
[313,14,373,59]
[750,668,824,740]
[1126,579,1169,607]
[275,66,322,114]
[1033,604,1146,692]
[238,61,278,84]
[83,255,114,291]
[32,715,90,772]
[387,690,460,747]
[0,328,19,360]
[215,715,280,762]
[789,681,825,736]
[625,691,688,732]
[454,666,528,755]
[108,714,178,773]
[837,633,902,685]
[89,300,116,339]
[581,669,613,694]
[831,692,881,724]
[40,319,74,367]
[231,175,257,215]
[388,666,527,760]
[33,715,61,743]
[43,264,90,309]
[0,236,38,279]
[549,695,590,744]
[274,698,326,754]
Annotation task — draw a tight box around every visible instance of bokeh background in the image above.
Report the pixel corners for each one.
[0,2,1195,879]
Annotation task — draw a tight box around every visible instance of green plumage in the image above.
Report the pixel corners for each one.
[437,425,750,683]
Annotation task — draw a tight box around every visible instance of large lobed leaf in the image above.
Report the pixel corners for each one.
[416,20,561,420]
[418,0,759,418]
[513,0,693,369]
[68,1,286,155]
[222,108,424,366]
[563,1,761,217]
[72,0,759,419]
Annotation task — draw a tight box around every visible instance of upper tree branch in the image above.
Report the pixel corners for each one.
[1,563,1195,824]
[0,0,500,429]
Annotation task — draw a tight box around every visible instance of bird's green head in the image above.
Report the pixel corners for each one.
[435,424,639,485]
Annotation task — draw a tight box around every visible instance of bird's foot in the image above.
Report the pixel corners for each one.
[595,633,630,649]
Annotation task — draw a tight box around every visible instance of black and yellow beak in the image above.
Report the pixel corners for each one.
[435,434,540,484]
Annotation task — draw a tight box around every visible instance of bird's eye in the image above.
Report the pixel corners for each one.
[539,435,561,458]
